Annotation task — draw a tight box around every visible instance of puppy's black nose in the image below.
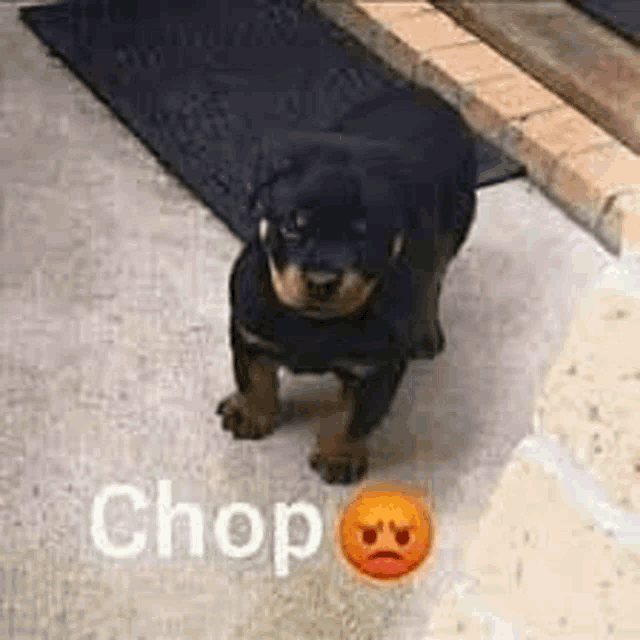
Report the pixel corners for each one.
[306,271,341,301]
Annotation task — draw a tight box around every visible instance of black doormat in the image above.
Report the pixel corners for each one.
[567,1,640,47]
[20,0,525,244]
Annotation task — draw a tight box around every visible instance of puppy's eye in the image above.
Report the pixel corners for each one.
[280,226,301,244]
[295,209,312,228]
[351,219,367,235]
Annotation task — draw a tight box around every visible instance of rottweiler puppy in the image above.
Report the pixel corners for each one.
[217,110,477,484]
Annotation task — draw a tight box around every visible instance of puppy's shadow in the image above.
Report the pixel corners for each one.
[273,363,472,472]
[361,356,472,475]
[277,372,343,433]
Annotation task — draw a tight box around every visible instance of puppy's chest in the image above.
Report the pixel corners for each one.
[235,322,381,377]
[233,287,392,373]
[230,245,413,370]
[235,294,389,359]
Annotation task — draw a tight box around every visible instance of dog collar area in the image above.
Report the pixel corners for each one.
[235,323,386,380]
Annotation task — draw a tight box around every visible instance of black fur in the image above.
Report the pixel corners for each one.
[221,112,477,480]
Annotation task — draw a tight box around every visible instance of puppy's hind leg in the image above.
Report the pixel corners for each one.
[406,230,459,359]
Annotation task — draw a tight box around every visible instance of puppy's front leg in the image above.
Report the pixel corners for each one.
[308,385,365,485]
[217,323,280,440]
[309,361,407,484]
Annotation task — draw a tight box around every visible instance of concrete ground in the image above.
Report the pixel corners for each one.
[1,4,639,640]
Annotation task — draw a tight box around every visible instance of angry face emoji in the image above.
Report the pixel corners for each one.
[339,486,435,582]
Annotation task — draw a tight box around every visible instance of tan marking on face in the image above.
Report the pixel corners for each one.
[259,218,270,244]
[268,258,307,309]
[268,259,378,318]
[391,231,405,259]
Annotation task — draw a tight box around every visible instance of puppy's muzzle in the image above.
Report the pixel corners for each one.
[306,270,342,301]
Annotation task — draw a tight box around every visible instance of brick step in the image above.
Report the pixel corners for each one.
[313,0,640,256]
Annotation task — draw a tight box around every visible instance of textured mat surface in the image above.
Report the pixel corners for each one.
[20,0,525,243]
[569,0,640,46]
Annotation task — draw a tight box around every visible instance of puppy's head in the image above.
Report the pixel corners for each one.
[255,137,406,319]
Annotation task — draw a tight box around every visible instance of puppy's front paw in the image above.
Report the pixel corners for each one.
[216,392,279,440]
[309,446,368,484]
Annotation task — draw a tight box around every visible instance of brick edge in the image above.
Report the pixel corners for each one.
[313,0,640,257]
